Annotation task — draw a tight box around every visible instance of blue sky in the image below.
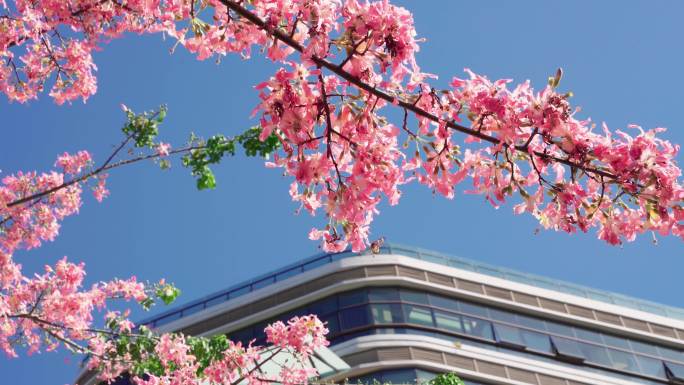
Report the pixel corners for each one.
[2,1,684,384]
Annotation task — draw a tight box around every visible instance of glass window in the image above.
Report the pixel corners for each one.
[493,324,525,348]
[489,309,516,324]
[428,294,460,311]
[371,304,403,324]
[635,355,666,379]
[348,374,373,385]
[400,289,429,304]
[434,310,463,333]
[521,330,552,354]
[575,329,604,345]
[339,289,367,308]
[462,316,494,340]
[631,340,659,357]
[368,287,399,302]
[278,308,305,322]
[602,334,631,350]
[578,342,612,367]
[459,302,489,318]
[658,346,684,363]
[308,296,337,316]
[551,336,585,362]
[415,369,437,384]
[253,330,266,344]
[319,313,339,334]
[253,320,269,339]
[607,348,639,373]
[339,306,369,329]
[403,305,434,327]
[665,362,684,381]
[516,315,546,331]
[547,323,575,338]
[382,368,418,384]
[230,328,253,344]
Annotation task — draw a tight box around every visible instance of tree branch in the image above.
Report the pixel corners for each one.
[220,0,617,181]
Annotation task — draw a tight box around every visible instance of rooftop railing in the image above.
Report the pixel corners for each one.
[140,243,684,328]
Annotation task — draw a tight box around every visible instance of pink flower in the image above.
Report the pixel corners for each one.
[156,142,171,157]
[265,315,329,358]
[55,151,92,175]
[93,175,109,202]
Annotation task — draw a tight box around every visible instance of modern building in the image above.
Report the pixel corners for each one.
[78,244,684,385]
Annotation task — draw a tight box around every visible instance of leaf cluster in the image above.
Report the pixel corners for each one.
[121,105,167,148]
[139,283,182,311]
[182,126,280,190]
[428,373,465,385]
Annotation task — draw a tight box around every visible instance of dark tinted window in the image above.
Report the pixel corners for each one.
[382,368,419,384]
[429,294,460,311]
[369,287,400,302]
[230,328,253,344]
[460,302,489,318]
[320,313,339,334]
[489,309,516,323]
[339,289,367,308]
[339,306,368,329]
[309,296,338,315]
[400,289,429,304]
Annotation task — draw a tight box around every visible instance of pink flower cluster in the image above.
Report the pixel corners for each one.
[0,151,125,358]
[202,340,261,385]
[90,315,328,385]
[265,315,329,358]
[0,256,147,358]
[55,150,92,174]
[2,0,682,251]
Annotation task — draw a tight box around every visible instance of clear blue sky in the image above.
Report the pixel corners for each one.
[2,1,684,384]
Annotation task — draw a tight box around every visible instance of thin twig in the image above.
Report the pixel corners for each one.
[318,73,345,188]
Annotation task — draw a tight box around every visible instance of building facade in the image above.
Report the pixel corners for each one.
[79,244,684,385]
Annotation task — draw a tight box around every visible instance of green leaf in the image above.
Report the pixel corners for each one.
[181,126,280,191]
[155,284,181,305]
[429,373,465,385]
[197,168,216,190]
[121,105,167,148]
